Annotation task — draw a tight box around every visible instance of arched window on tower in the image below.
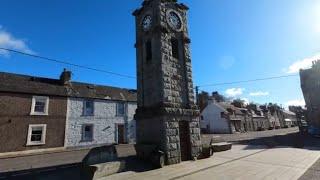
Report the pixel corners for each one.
[171,38,179,59]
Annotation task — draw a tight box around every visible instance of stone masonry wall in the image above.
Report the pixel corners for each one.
[65,98,137,148]
[189,119,202,157]
[164,120,181,164]
[163,117,202,164]
[158,3,195,108]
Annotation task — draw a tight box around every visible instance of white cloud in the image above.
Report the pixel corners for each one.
[286,54,320,74]
[225,88,244,97]
[241,98,250,105]
[285,99,306,107]
[249,91,269,97]
[0,27,33,57]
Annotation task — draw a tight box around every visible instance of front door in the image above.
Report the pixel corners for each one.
[179,121,191,161]
[117,124,125,144]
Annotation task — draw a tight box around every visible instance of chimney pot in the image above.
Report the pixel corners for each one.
[60,68,71,85]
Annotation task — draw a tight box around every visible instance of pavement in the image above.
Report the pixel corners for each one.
[299,157,320,180]
[105,144,320,180]
[1,127,320,180]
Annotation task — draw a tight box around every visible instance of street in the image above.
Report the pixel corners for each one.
[202,127,299,144]
[1,127,320,180]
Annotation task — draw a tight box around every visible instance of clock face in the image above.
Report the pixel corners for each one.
[142,15,152,31]
[167,11,182,30]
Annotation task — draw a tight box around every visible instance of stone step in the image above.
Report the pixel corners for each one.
[211,142,232,152]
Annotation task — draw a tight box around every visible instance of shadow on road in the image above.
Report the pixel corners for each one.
[0,144,155,180]
[0,163,85,180]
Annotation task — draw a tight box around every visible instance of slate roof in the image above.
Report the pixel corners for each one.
[217,102,245,115]
[0,71,137,102]
[212,102,229,113]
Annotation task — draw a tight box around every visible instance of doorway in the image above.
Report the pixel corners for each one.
[117,124,125,144]
[179,121,191,161]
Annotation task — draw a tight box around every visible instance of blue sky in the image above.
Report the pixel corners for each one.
[0,0,320,107]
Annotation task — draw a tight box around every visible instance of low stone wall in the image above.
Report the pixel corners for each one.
[82,145,117,165]
[87,161,126,179]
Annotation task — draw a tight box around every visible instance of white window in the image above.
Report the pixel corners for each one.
[117,102,126,116]
[27,124,47,146]
[82,124,94,141]
[83,100,94,116]
[30,96,49,115]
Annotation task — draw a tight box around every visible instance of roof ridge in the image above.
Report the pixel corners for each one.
[0,71,137,101]
[0,71,136,92]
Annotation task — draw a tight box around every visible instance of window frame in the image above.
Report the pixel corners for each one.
[116,102,126,117]
[26,124,47,146]
[82,124,94,142]
[30,96,49,116]
[83,99,94,116]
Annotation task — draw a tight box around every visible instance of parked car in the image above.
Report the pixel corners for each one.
[284,119,292,128]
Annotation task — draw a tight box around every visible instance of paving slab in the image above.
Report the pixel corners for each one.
[105,145,320,180]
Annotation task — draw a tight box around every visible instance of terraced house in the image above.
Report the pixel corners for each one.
[65,81,137,148]
[0,70,137,153]
[0,72,68,153]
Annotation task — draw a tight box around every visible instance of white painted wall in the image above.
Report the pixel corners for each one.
[65,98,137,148]
[200,101,231,134]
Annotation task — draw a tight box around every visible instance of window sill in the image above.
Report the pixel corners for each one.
[80,139,93,143]
[26,142,45,146]
[116,115,125,117]
[30,112,48,116]
[82,115,94,117]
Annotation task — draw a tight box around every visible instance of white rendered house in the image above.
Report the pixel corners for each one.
[200,100,231,134]
[64,83,137,148]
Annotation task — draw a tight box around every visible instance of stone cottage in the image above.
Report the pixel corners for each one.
[200,100,248,134]
[200,100,230,134]
[260,105,281,129]
[249,108,270,131]
[281,110,297,127]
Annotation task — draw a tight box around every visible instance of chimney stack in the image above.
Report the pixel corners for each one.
[60,68,71,85]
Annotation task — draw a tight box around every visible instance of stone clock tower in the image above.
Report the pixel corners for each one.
[133,0,201,165]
